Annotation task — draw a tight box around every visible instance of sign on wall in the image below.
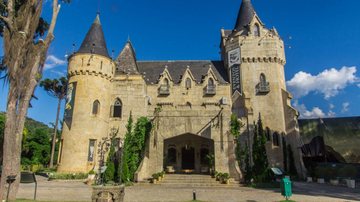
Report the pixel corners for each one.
[228,48,241,94]
[64,82,77,129]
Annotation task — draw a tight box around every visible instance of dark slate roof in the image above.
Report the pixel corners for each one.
[116,41,139,74]
[77,14,110,58]
[234,0,256,31]
[137,61,229,84]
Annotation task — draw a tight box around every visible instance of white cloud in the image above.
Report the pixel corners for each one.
[287,66,358,99]
[50,69,66,77]
[44,55,66,70]
[293,100,325,118]
[327,110,336,117]
[341,102,350,113]
[329,104,335,109]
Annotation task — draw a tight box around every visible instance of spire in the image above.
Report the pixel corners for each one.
[234,0,256,31]
[77,14,110,58]
[116,41,139,74]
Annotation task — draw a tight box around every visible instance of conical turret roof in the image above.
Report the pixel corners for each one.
[234,0,256,31]
[77,14,110,58]
[116,41,139,74]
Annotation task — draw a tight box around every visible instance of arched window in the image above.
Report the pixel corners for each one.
[266,127,271,141]
[273,132,280,146]
[185,78,192,89]
[253,24,260,37]
[260,73,266,85]
[113,99,122,118]
[208,78,215,87]
[164,78,169,87]
[92,100,100,115]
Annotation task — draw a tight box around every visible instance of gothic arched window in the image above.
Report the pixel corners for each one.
[253,23,260,37]
[92,100,100,115]
[273,132,280,146]
[113,99,122,118]
[164,78,169,87]
[208,78,215,87]
[260,73,267,85]
[185,78,192,89]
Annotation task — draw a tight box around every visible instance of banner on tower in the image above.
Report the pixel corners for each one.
[228,48,241,94]
[64,82,77,129]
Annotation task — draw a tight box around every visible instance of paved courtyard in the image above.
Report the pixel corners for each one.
[17,176,360,202]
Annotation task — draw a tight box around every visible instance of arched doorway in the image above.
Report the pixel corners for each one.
[182,147,195,170]
[163,133,214,173]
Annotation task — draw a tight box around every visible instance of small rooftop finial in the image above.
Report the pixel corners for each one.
[127,35,131,43]
[94,13,101,25]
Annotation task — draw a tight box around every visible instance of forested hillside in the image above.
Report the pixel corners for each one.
[0,112,58,167]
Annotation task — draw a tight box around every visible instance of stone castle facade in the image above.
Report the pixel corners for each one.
[57,0,304,181]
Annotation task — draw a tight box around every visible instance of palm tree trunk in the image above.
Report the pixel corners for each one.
[49,98,61,168]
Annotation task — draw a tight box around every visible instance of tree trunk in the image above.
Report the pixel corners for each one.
[0,55,41,200]
[49,98,61,168]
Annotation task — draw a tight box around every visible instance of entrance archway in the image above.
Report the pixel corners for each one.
[163,133,214,173]
[181,147,195,169]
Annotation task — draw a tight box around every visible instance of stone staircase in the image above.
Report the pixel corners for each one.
[146,174,242,188]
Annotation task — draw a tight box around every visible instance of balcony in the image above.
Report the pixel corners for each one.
[256,82,270,94]
[158,85,170,95]
[204,85,216,95]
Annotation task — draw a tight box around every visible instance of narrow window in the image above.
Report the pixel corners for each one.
[260,73,266,85]
[92,100,100,115]
[88,139,96,162]
[185,78,192,89]
[273,132,280,146]
[253,24,260,37]
[208,78,215,87]
[266,127,271,141]
[164,78,169,88]
[113,99,122,118]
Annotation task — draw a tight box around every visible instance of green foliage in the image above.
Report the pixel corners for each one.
[21,128,51,165]
[230,114,242,138]
[0,112,56,167]
[252,116,269,183]
[104,142,116,183]
[48,172,88,180]
[121,113,152,183]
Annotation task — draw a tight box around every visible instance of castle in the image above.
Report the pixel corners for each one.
[57,0,304,181]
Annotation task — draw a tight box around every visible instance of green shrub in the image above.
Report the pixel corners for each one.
[104,162,116,183]
[339,165,357,179]
[48,172,88,180]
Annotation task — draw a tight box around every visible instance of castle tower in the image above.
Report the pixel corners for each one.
[221,0,304,174]
[57,14,115,173]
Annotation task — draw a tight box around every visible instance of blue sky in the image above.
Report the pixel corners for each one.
[1,0,360,125]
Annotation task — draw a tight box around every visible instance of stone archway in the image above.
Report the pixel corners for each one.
[164,133,214,173]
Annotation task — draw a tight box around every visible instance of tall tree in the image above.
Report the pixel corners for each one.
[252,115,269,182]
[40,77,67,168]
[0,0,70,199]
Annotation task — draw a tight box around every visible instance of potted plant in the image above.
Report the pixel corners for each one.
[151,173,159,184]
[206,154,215,176]
[215,172,221,181]
[221,173,230,184]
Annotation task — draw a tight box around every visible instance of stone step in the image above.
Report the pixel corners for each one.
[143,183,243,188]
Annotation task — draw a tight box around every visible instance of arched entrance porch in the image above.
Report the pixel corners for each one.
[163,133,214,174]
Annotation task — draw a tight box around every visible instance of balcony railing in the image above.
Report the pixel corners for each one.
[256,82,270,94]
[204,85,216,95]
[158,85,170,95]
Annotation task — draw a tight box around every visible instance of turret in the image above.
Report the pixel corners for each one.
[58,14,114,173]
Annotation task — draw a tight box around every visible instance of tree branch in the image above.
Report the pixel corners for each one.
[7,0,14,20]
[0,15,13,32]
[45,0,61,44]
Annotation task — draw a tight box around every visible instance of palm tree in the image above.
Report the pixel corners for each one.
[40,77,67,168]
